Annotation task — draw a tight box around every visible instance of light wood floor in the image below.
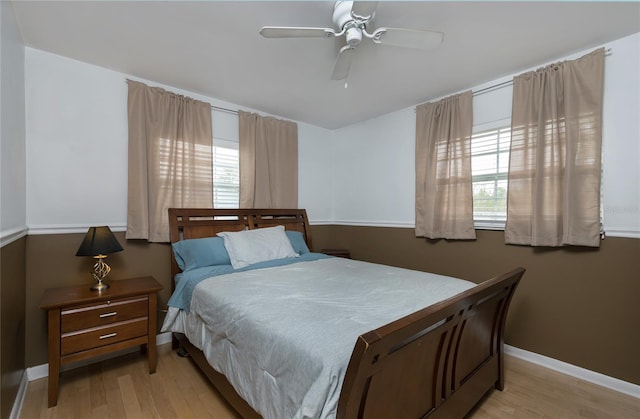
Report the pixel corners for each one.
[21,343,639,418]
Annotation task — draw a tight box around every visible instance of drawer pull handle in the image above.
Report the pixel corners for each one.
[99,312,117,318]
[99,333,117,340]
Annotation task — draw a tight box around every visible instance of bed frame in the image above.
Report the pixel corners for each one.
[168,208,524,419]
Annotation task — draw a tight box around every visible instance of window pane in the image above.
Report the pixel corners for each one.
[498,151,510,173]
[471,127,511,226]
[473,179,508,222]
[472,153,498,176]
[213,145,239,208]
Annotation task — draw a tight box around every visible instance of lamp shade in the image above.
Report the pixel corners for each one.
[76,226,124,257]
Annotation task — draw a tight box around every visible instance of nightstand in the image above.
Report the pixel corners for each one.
[321,248,351,258]
[40,276,162,407]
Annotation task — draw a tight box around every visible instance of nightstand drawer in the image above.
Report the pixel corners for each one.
[61,296,148,333]
[61,317,148,356]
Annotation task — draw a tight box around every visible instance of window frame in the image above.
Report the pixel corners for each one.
[471,120,512,230]
[212,138,240,209]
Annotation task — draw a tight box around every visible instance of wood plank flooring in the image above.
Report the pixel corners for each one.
[20,343,640,418]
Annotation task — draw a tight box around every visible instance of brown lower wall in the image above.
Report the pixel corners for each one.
[24,227,640,387]
[1,236,26,419]
[310,225,640,385]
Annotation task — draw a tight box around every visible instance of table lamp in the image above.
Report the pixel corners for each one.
[76,226,124,291]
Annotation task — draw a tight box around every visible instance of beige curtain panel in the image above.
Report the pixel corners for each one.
[415,91,476,240]
[127,80,213,242]
[505,48,605,247]
[239,111,298,208]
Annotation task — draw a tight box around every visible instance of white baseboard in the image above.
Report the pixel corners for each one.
[156,331,173,345]
[504,344,640,399]
[9,371,28,419]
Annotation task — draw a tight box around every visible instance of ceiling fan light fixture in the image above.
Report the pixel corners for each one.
[345,27,362,46]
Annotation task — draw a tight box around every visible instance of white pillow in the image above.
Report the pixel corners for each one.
[217,225,298,269]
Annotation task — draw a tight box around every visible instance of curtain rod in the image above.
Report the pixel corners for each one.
[131,46,613,112]
[473,47,613,97]
[211,105,238,115]
[125,80,240,115]
[473,80,513,96]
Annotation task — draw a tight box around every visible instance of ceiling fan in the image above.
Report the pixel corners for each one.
[259,1,444,81]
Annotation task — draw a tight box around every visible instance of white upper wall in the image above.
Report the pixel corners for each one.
[24,32,639,238]
[1,0,27,241]
[25,48,335,232]
[26,49,128,231]
[333,107,417,227]
[599,34,640,237]
[331,33,640,238]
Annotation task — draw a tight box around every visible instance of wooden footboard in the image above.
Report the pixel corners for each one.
[337,267,524,419]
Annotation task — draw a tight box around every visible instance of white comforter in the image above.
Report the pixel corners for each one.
[162,257,474,419]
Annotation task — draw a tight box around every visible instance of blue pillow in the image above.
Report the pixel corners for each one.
[286,230,310,255]
[172,237,231,272]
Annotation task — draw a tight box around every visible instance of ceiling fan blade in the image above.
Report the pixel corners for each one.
[373,27,444,50]
[331,46,356,80]
[351,1,378,20]
[260,26,336,38]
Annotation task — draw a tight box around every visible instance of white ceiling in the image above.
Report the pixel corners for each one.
[11,1,640,129]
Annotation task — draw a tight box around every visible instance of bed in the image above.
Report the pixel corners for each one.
[162,208,524,419]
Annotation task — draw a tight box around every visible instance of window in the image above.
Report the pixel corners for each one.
[212,139,239,208]
[471,126,511,228]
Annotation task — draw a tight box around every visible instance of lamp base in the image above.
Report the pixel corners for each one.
[91,280,110,292]
[90,255,111,292]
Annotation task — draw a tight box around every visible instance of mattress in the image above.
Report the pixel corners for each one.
[162,256,475,419]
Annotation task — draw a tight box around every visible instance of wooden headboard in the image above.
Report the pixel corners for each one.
[168,208,313,289]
